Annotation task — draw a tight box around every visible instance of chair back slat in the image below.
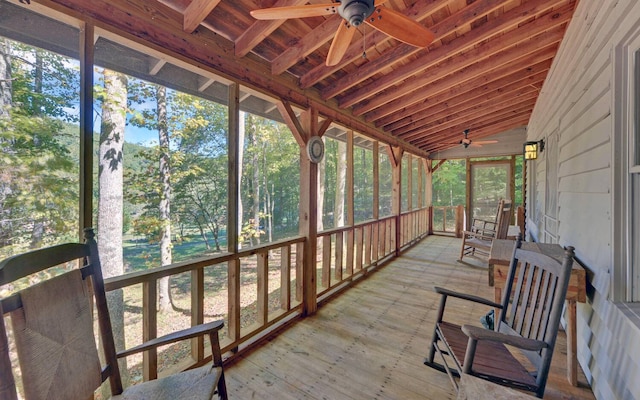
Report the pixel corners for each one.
[524,270,544,338]
[530,272,551,341]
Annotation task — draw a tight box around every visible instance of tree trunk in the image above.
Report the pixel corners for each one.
[335,140,346,227]
[252,121,260,245]
[237,111,245,249]
[98,69,129,387]
[0,39,12,247]
[0,39,11,117]
[157,85,172,312]
[29,50,44,249]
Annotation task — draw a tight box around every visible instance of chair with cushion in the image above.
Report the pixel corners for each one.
[0,228,228,400]
[459,199,512,261]
[425,236,575,398]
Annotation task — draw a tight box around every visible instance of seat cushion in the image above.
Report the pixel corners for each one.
[112,364,222,400]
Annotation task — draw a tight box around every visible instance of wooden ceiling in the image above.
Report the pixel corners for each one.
[30,0,577,157]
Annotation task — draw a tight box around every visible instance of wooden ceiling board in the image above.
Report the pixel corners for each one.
[23,0,577,156]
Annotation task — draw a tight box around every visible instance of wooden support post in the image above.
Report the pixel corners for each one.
[79,23,94,234]
[299,108,319,315]
[227,83,241,345]
[387,146,404,256]
[455,205,465,238]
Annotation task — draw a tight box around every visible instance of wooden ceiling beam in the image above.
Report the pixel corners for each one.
[382,64,551,131]
[338,0,571,107]
[235,0,308,58]
[277,100,307,146]
[361,36,562,123]
[354,10,571,118]
[299,0,450,89]
[395,83,541,139]
[326,0,539,103]
[412,104,535,148]
[183,0,222,33]
[37,0,428,158]
[271,15,342,76]
[407,97,538,144]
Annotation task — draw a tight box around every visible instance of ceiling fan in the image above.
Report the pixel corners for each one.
[459,129,498,148]
[250,0,435,66]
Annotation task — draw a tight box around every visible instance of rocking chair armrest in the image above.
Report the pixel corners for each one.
[461,324,548,351]
[117,320,224,358]
[434,287,502,309]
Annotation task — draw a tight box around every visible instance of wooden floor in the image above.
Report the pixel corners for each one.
[224,236,595,399]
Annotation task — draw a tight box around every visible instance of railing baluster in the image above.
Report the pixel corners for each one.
[142,280,157,381]
[280,245,291,311]
[322,235,331,288]
[191,267,204,361]
[228,259,241,345]
[355,227,363,271]
[335,231,343,281]
[257,251,268,325]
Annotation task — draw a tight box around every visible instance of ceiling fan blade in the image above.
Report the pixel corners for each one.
[364,7,434,47]
[250,3,339,20]
[326,21,356,66]
[475,140,498,145]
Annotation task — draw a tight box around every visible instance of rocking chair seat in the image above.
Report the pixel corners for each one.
[112,364,222,400]
[437,322,536,390]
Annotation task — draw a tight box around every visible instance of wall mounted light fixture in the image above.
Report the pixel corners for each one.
[523,139,544,160]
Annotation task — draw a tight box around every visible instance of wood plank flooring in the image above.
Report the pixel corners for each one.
[224,236,595,399]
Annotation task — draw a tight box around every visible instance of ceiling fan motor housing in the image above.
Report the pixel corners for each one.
[339,0,375,26]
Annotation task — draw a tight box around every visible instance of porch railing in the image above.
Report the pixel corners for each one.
[102,209,431,382]
[104,236,305,381]
[430,205,464,237]
[316,216,397,297]
[400,207,430,248]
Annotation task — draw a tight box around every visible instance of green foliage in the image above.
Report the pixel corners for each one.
[432,159,466,207]
[0,38,80,257]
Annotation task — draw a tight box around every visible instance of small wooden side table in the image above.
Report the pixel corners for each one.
[488,239,586,387]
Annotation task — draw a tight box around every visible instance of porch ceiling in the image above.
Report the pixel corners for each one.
[27,0,577,157]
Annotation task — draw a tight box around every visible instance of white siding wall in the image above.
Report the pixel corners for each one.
[527,1,640,399]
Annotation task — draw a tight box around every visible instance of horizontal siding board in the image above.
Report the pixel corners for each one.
[559,111,611,162]
[558,167,610,194]
[558,192,610,265]
[558,141,610,178]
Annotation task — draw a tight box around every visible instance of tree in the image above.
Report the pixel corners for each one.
[97,68,129,385]
[156,85,172,312]
[334,140,346,227]
[0,38,79,256]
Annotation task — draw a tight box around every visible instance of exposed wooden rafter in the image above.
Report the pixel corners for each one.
[27,0,578,157]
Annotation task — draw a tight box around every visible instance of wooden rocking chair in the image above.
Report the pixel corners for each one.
[0,228,228,400]
[424,236,575,398]
[459,199,513,261]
